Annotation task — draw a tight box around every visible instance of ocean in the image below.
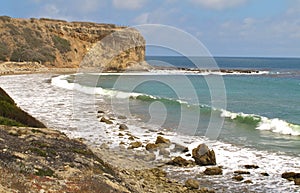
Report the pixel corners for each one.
[0,56,299,192]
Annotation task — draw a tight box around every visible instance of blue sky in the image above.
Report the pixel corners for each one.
[1,0,300,57]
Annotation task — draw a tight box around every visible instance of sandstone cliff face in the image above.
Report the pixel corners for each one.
[0,16,146,71]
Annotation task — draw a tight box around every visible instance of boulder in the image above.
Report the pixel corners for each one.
[295,178,300,185]
[155,136,171,144]
[192,144,216,166]
[119,124,128,130]
[100,117,113,124]
[244,165,259,169]
[203,167,222,175]
[185,179,199,189]
[232,175,244,181]
[167,156,194,167]
[145,143,158,152]
[281,172,300,180]
[129,141,142,149]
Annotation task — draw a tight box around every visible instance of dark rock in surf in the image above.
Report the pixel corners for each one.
[203,167,223,175]
[145,143,158,151]
[129,141,142,149]
[260,172,269,176]
[232,175,244,181]
[185,179,199,189]
[295,178,300,185]
[281,172,300,180]
[155,136,171,145]
[100,117,113,124]
[192,144,216,166]
[234,170,250,175]
[119,124,128,130]
[159,148,170,157]
[167,156,194,167]
[244,164,259,169]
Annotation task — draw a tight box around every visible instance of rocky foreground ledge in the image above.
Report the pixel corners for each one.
[0,125,214,193]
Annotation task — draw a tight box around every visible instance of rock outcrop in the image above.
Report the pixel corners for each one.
[192,144,216,166]
[0,16,147,71]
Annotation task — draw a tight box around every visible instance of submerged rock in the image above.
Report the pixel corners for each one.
[295,178,300,185]
[185,179,199,189]
[192,144,216,166]
[204,167,223,175]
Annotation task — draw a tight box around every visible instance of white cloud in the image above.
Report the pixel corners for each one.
[113,0,147,10]
[190,0,247,10]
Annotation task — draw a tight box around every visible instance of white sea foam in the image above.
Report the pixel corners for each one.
[86,69,270,76]
[1,73,299,192]
[221,109,300,136]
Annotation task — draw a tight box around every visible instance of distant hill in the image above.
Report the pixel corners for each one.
[0,87,45,128]
[0,16,146,71]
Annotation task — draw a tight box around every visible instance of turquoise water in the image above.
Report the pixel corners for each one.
[69,57,300,156]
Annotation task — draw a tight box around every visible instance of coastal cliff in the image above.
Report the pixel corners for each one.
[0,16,146,71]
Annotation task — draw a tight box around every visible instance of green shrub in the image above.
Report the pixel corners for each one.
[5,24,20,35]
[52,35,71,54]
[0,42,10,61]
[23,28,44,48]
[35,168,54,177]
[0,116,25,127]
[0,16,11,22]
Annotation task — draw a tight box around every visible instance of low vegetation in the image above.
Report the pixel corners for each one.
[0,87,45,128]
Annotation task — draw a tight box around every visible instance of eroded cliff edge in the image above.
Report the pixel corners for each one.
[0,16,147,71]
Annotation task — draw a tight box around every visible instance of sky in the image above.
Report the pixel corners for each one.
[1,0,300,57]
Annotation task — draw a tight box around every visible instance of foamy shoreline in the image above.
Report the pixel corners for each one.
[1,66,299,192]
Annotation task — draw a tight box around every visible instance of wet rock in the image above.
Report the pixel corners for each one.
[295,178,300,185]
[260,172,269,176]
[244,164,259,169]
[129,141,142,149]
[234,170,250,175]
[97,110,105,114]
[173,143,188,152]
[185,178,199,189]
[282,172,300,182]
[185,153,191,157]
[192,144,216,166]
[232,175,244,181]
[117,115,127,119]
[100,117,113,124]
[135,152,156,161]
[155,136,171,145]
[204,167,222,175]
[159,148,170,157]
[119,124,128,131]
[167,156,194,167]
[244,180,253,184]
[145,143,158,152]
